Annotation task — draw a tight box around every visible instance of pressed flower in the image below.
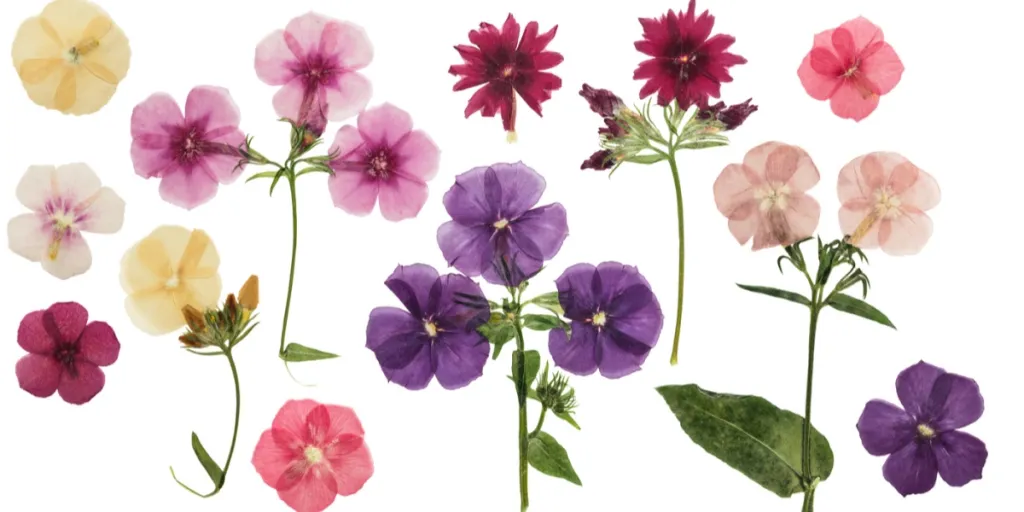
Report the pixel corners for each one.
[437,162,568,287]
[255,12,373,129]
[633,0,747,108]
[696,98,758,130]
[16,301,119,404]
[252,399,373,512]
[119,225,222,335]
[130,86,247,210]
[366,264,490,390]
[549,262,663,378]
[838,152,940,255]
[857,361,987,496]
[579,84,629,171]
[326,103,440,221]
[7,163,125,280]
[797,16,904,121]
[713,141,822,251]
[11,0,131,115]
[449,13,563,141]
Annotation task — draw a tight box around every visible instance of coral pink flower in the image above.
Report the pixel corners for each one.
[797,17,904,121]
[130,86,246,210]
[713,142,821,250]
[252,399,373,512]
[16,301,120,405]
[327,103,439,221]
[838,152,940,255]
[255,12,373,129]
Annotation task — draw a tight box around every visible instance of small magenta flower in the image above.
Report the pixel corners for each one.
[549,262,663,378]
[579,84,629,171]
[696,98,758,130]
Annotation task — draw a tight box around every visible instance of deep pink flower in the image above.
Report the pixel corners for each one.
[327,103,440,221]
[797,17,904,121]
[255,12,373,129]
[252,399,373,512]
[15,301,120,405]
[130,86,246,210]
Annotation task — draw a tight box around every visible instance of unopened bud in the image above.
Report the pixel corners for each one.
[238,275,259,310]
[182,305,207,333]
[179,332,204,348]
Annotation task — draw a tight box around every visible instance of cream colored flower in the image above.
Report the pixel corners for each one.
[11,0,131,115]
[120,226,221,335]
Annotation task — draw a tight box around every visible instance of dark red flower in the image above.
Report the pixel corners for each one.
[696,98,758,130]
[449,14,563,140]
[633,0,747,109]
[579,84,630,171]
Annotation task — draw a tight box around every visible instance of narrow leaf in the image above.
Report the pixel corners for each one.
[528,291,564,316]
[245,170,279,183]
[521,314,566,332]
[269,170,287,196]
[280,343,339,362]
[554,411,582,430]
[510,350,541,387]
[624,153,665,165]
[677,140,729,150]
[190,432,224,487]
[826,293,896,329]
[736,284,811,307]
[527,431,582,485]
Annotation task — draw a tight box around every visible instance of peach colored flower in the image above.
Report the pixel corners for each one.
[11,0,131,115]
[713,141,821,250]
[119,226,221,335]
[838,152,940,255]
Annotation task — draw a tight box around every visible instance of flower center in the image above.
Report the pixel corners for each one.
[53,342,78,371]
[423,320,439,338]
[47,210,76,260]
[367,150,392,178]
[178,128,204,163]
[304,446,324,464]
[754,182,791,211]
[873,187,903,218]
[916,424,936,439]
[65,37,99,63]
[591,311,607,327]
[500,64,515,79]
[493,218,510,230]
[165,274,180,289]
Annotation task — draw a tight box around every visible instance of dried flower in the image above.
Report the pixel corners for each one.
[238,274,259,310]
[579,84,630,171]
[696,98,758,130]
[181,304,206,333]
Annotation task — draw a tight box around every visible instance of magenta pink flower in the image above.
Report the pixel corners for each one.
[327,103,440,221]
[255,12,373,129]
[713,142,821,250]
[839,152,940,255]
[130,86,246,210]
[16,301,120,405]
[252,399,373,512]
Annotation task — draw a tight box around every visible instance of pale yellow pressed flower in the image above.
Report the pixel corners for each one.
[120,226,222,336]
[11,0,131,115]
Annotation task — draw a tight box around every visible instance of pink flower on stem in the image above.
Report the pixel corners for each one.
[327,103,440,221]
[713,141,822,250]
[252,399,373,512]
[130,86,246,210]
[797,17,904,121]
[839,152,940,255]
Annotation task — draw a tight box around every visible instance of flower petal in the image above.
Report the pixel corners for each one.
[366,308,434,390]
[131,92,184,139]
[17,310,56,354]
[548,321,599,376]
[283,12,332,58]
[837,16,885,55]
[77,186,125,234]
[77,321,119,367]
[713,163,761,218]
[57,360,105,404]
[158,168,219,210]
[15,165,57,210]
[798,53,842,101]
[554,263,599,320]
[255,30,298,85]
[597,329,650,378]
[328,169,379,216]
[860,42,903,95]
[925,373,984,431]
[877,211,934,256]
[119,229,177,293]
[184,85,241,134]
[383,264,439,318]
[509,203,568,262]
[934,431,987,487]
[16,354,61,398]
[252,428,298,488]
[377,174,429,222]
[366,307,422,351]
[856,399,916,456]
[357,103,412,147]
[837,153,887,204]
[764,145,820,192]
[829,82,880,121]
[321,72,372,122]
[320,404,366,441]
[436,221,493,277]
[124,290,184,335]
[41,233,92,280]
[890,161,940,211]
[53,162,101,200]
[277,466,338,512]
[896,361,945,420]
[328,441,373,496]
[271,399,321,441]
[780,192,821,242]
[882,441,938,496]
[433,330,489,390]
[325,20,373,69]
[432,273,489,330]
[271,77,308,122]
[378,338,433,391]
[838,200,880,248]
[7,213,49,262]
[393,130,440,181]
[441,166,499,225]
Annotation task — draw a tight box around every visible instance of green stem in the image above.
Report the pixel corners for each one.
[801,484,816,512]
[667,151,686,366]
[800,291,821,510]
[220,350,243,487]
[513,316,529,512]
[530,406,548,438]
[279,170,299,356]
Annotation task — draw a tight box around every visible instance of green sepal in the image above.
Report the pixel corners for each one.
[736,284,811,307]
[280,343,339,362]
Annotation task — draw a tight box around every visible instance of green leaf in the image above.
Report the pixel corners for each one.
[528,291,564,316]
[478,314,515,360]
[624,153,665,165]
[826,293,896,329]
[510,350,541,387]
[554,410,581,430]
[191,432,224,488]
[736,284,811,307]
[521,314,566,332]
[677,140,729,150]
[269,170,289,196]
[280,343,339,362]
[656,384,833,498]
[245,170,279,183]
[527,431,582,486]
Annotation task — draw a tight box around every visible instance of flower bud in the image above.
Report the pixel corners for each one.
[224,293,239,324]
[697,98,758,131]
[182,304,207,333]
[178,332,204,348]
[580,84,626,118]
[238,275,259,310]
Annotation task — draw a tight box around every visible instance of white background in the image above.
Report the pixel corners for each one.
[1,0,1019,511]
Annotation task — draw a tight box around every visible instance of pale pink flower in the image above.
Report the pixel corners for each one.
[838,152,940,255]
[252,399,373,512]
[713,141,821,250]
[130,86,246,210]
[327,103,440,221]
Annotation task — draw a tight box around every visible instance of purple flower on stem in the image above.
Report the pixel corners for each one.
[857,361,987,496]
[549,262,663,378]
[366,264,490,390]
[437,162,568,287]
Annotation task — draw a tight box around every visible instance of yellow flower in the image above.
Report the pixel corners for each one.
[120,226,221,336]
[11,0,131,115]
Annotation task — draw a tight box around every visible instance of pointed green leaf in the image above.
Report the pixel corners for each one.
[624,153,665,165]
[677,140,729,150]
[280,343,339,362]
[554,411,581,430]
[521,314,566,332]
[245,170,279,183]
[826,293,896,329]
[478,315,515,360]
[736,284,811,307]
[527,291,563,316]
[510,350,541,387]
[527,431,582,485]
[269,170,289,196]
[190,432,224,488]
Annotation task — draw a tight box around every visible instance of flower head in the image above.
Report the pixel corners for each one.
[16,301,119,404]
[838,152,940,255]
[255,12,373,130]
[579,84,629,171]
[130,86,247,210]
[797,17,904,121]
[633,0,747,108]
[548,262,663,379]
[11,0,131,115]
[7,163,124,280]
[857,361,987,496]
[713,142,821,251]
[696,98,758,130]
[438,162,568,287]
[119,226,222,335]
[252,399,373,512]
[449,14,563,141]
[326,103,440,221]
[367,264,490,390]
[178,275,260,349]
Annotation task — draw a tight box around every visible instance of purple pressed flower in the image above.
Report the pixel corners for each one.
[437,162,568,287]
[366,264,490,390]
[857,361,987,497]
[548,262,663,378]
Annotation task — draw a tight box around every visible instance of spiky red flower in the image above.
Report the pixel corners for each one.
[449,14,563,141]
[633,0,747,109]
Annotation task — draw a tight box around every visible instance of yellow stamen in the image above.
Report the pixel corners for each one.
[47,224,71,260]
[506,131,517,143]
[592,311,607,327]
[917,424,936,439]
[493,218,510,229]
[424,321,438,337]
[304,446,324,464]
[847,213,878,246]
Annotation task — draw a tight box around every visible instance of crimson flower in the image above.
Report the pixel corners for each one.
[449,14,563,141]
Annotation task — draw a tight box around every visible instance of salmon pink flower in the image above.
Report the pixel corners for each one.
[713,142,821,251]
[838,152,940,255]
[16,301,120,405]
[252,399,373,512]
[797,17,904,121]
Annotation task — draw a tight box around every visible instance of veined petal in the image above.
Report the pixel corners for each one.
[328,168,379,217]
[877,212,933,256]
[436,221,493,278]
[57,361,104,404]
[896,361,946,420]
[16,354,61,398]
[41,232,91,280]
[17,310,56,354]
[131,92,184,139]
[860,42,903,95]
[255,30,299,85]
[321,72,372,122]
[549,321,599,376]
[252,429,300,489]
[16,165,58,210]
[158,168,219,210]
[328,441,373,496]
[77,321,119,367]
[124,290,183,335]
[713,163,761,217]
[76,186,125,234]
[882,441,938,496]
[357,103,412,147]
[856,399,916,456]
[277,466,338,511]
[393,130,440,181]
[8,213,49,262]
[433,330,489,390]
[925,373,984,431]
[934,431,987,487]
[325,20,373,69]
[185,86,241,133]
[383,265,439,318]
[829,82,880,121]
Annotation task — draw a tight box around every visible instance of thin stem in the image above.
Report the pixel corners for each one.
[801,484,816,512]
[800,288,821,511]
[220,349,243,488]
[513,316,530,512]
[530,406,548,438]
[667,150,686,366]
[279,169,299,356]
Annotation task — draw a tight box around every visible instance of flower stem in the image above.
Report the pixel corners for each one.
[220,349,243,486]
[279,170,299,356]
[512,316,530,512]
[530,406,548,438]
[801,484,816,512]
[667,151,686,366]
[799,291,821,511]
